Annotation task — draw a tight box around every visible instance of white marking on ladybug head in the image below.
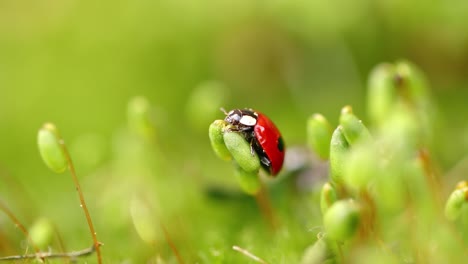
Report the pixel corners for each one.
[240,115,257,126]
[226,112,241,123]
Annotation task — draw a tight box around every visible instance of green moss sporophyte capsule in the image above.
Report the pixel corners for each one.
[339,106,371,145]
[209,120,232,161]
[324,199,361,241]
[329,126,349,184]
[320,182,338,215]
[395,60,430,102]
[445,187,468,221]
[367,63,397,126]
[223,130,261,173]
[307,113,333,159]
[29,218,54,249]
[38,123,68,173]
[300,234,338,264]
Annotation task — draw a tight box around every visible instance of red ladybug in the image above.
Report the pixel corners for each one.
[223,108,285,176]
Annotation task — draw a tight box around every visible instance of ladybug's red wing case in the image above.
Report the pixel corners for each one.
[253,112,285,176]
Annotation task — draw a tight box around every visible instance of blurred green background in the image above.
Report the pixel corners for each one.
[1,0,468,263]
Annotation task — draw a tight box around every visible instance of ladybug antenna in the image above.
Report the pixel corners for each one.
[220,107,228,115]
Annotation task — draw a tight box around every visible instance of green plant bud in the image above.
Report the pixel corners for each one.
[29,218,54,249]
[324,200,361,241]
[307,113,333,159]
[329,126,349,184]
[445,187,468,221]
[320,182,338,216]
[223,131,260,173]
[127,96,156,140]
[234,165,261,195]
[339,106,371,145]
[300,235,337,264]
[367,63,397,126]
[395,60,429,102]
[209,120,232,161]
[37,123,68,173]
[130,196,157,244]
[395,61,436,144]
[343,143,378,191]
[186,81,228,132]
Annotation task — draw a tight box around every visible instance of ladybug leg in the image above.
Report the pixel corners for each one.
[260,156,271,167]
[248,131,257,155]
[249,138,255,156]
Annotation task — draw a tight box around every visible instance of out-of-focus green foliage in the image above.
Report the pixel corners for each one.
[1,1,468,263]
[29,217,54,250]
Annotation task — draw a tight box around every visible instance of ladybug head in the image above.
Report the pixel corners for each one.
[224,109,243,126]
[222,108,258,128]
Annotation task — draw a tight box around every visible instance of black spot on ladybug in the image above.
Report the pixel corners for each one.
[277,136,284,152]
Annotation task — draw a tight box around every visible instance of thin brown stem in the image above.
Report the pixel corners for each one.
[0,200,41,256]
[159,222,184,264]
[418,148,442,209]
[0,167,37,219]
[0,243,101,261]
[254,183,279,230]
[60,141,102,264]
[358,190,377,239]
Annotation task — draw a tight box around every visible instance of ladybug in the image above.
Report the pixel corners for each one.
[223,108,285,176]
